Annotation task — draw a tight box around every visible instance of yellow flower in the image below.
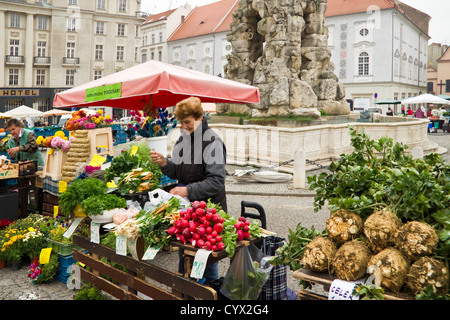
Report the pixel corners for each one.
[54,131,65,138]
[97,109,103,115]
[36,136,44,145]
[94,118,101,124]
[28,227,35,232]
[99,116,104,121]
[153,125,161,132]
[105,115,111,120]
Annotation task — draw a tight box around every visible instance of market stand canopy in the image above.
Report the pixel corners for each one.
[401,93,450,105]
[5,105,44,119]
[41,108,73,117]
[53,60,260,110]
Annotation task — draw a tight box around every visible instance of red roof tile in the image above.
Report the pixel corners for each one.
[144,8,176,25]
[168,0,238,41]
[325,0,400,17]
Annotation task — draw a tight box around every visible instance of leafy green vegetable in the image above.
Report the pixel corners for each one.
[269,223,326,271]
[81,193,127,216]
[59,178,108,216]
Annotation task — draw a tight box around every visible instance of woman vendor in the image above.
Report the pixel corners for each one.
[5,118,44,168]
[150,96,227,284]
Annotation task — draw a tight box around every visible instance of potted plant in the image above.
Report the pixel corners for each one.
[22,227,47,263]
[2,231,25,270]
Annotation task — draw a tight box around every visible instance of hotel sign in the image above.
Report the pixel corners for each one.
[0,89,40,97]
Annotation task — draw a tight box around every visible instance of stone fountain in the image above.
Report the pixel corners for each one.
[219,0,350,118]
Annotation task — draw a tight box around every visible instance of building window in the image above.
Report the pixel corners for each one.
[158,51,162,61]
[427,82,433,93]
[97,0,105,9]
[69,0,77,5]
[10,40,19,56]
[9,69,19,86]
[66,70,75,86]
[117,24,125,36]
[95,45,103,60]
[152,34,155,44]
[67,18,76,31]
[142,53,147,63]
[151,51,154,60]
[359,28,369,37]
[36,69,46,86]
[358,52,369,76]
[67,42,75,58]
[38,16,48,30]
[94,70,102,80]
[446,80,450,93]
[96,22,105,34]
[10,13,20,28]
[119,0,127,12]
[116,46,124,61]
[159,32,163,42]
[37,41,46,57]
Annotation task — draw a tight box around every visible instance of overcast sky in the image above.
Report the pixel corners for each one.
[140,0,449,45]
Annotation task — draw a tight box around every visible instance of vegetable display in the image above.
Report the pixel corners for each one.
[273,128,449,299]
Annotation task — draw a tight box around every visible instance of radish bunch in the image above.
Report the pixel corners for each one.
[167,200,226,251]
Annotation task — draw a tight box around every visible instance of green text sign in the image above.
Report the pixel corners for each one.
[85,83,122,102]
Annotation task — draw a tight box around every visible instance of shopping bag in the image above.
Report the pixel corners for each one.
[147,188,190,209]
[220,244,273,300]
[258,236,287,300]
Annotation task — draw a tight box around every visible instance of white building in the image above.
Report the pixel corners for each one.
[140,5,191,64]
[325,0,430,113]
[0,0,144,119]
[167,0,238,77]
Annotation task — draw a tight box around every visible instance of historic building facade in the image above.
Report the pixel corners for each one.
[0,0,144,118]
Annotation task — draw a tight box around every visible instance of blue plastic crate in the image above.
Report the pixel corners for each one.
[161,175,177,187]
[57,254,75,284]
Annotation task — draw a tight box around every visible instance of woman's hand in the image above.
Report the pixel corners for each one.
[7,147,20,158]
[169,186,188,198]
[150,150,167,167]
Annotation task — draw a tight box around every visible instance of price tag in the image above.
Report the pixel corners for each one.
[63,217,84,239]
[106,180,117,188]
[39,248,53,265]
[116,235,127,256]
[90,222,100,244]
[127,238,139,260]
[142,247,159,261]
[328,279,360,300]
[89,154,106,167]
[129,146,138,156]
[58,180,67,193]
[190,249,212,279]
[53,205,59,218]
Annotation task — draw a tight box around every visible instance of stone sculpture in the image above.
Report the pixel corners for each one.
[219,0,350,117]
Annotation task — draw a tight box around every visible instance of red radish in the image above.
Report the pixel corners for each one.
[217,242,225,251]
[203,220,210,228]
[204,241,212,250]
[210,237,216,245]
[179,235,186,243]
[234,222,242,230]
[205,212,213,220]
[181,219,189,229]
[213,223,224,234]
[216,235,222,243]
[211,207,217,214]
[239,217,247,222]
[206,207,213,214]
[206,226,213,234]
[211,245,217,251]
[199,201,207,209]
[196,208,205,217]
[197,239,205,248]
[212,214,220,223]
[244,232,251,239]
[175,220,182,229]
[192,201,200,210]
[193,233,200,241]
[182,228,191,240]
[167,226,177,236]
[197,226,206,236]
[189,221,198,233]
[244,225,250,232]
[237,229,244,241]
[211,230,218,238]
[186,207,194,215]
[191,212,198,220]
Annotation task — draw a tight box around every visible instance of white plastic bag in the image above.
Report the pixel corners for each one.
[147,188,190,209]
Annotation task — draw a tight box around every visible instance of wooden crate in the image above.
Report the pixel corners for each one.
[87,127,114,158]
[0,162,19,180]
[43,149,68,180]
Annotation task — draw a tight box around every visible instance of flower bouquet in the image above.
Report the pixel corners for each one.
[22,227,47,260]
[127,108,177,138]
[65,109,114,131]
[37,130,73,151]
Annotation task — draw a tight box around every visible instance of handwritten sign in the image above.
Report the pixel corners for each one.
[129,146,138,156]
[116,235,127,256]
[39,248,53,265]
[90,222,100,244]
[142,247,159,261]
[58,180,67,193]
[190,249,212,279]
[329,279,360,300]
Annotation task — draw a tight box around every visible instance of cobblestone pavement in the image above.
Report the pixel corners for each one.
[0,133,447,300]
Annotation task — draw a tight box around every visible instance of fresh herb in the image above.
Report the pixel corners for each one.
[59,178,108,216]
[353,283,385,300]
[81,193,127,216]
